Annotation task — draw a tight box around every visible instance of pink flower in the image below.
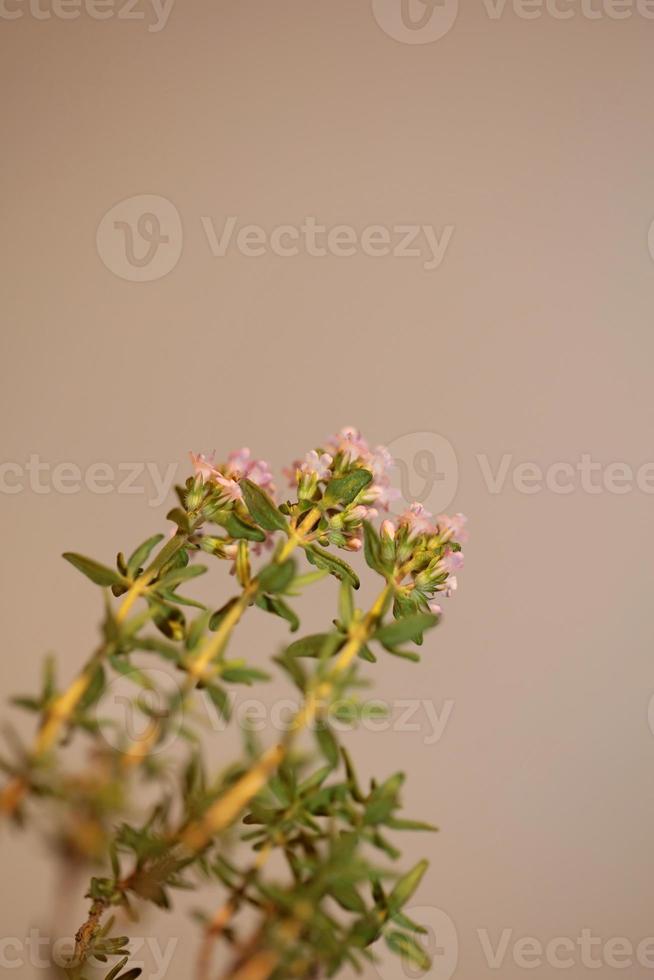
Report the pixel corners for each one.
[190,451,218,482]
[369,444,394,480]
[437,512,468,545]
[428,601,443,616]
[399,502,435,539]
[327,426,370,463]
[441,549,465,574]
[368,482,401,510]
[213,472,243,503]
[283,461,302,487]
[301,450,333,480]
[227,447,253,477]
[226,447,276,495]
[246,460,275,493]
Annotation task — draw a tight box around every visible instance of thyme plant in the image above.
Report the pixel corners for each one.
[0,428,467,980]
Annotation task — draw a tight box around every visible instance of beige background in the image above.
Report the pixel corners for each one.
[2,1,654,977]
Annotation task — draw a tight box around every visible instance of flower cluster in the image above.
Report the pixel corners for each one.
[382,503,468,617]
[189,431,468,615]
[190,448,275,503]
[286,426,400,551]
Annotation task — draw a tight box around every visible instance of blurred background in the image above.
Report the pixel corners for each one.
[2,1,654,977]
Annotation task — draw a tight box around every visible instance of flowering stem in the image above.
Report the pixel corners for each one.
[179,582,393,854]
[0,530,193,816]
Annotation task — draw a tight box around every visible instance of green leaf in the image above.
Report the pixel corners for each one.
[186,610,212,651]
[386,817,439,832]
[78,664,106,711]
[166,507,191,533]
[385,931,430,971]
[127,534,164,577]
[273,649,308,692]
[305,545,360,589]
[338,580,355,627]
[156,564,208,591]
[374,613,438,647]
[362,521,386,574]
[257,558,296,594]
[255,594,300,632]
[239,479,288,532]
[357,644,376,663]
[341,746,365,802]
[108,655,154,689]
[223,512,266,542]
[330,882,367,913]
[205,684,231,721]
[382,647,421,663]
[63,553,127,588]
[285,633,335,658]
[315,724,340,768]
[221,665,271,685]
[387,860,429,914]
[104,957,129,980]
[10,696,40,713]
[323,468,372,507]
[209,596,241,631]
